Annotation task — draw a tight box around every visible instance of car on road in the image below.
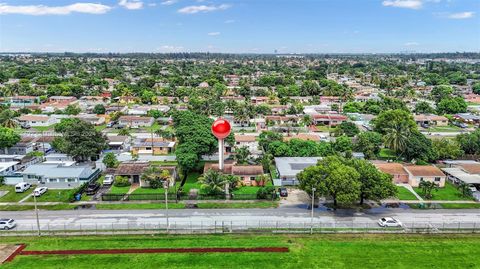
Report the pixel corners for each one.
[15,182,32,193]
[103,175,114,185]
[279,188,288,197]
[0,219,16,230]
[378,217,402,227]
[33,187,48,197]
[86,182,101,195]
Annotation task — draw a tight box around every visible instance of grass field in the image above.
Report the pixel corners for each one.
[439,203,480,209]
[233,186,259,195]
[108,185,132,194]
[181,172,203,194]
[414,181,472,201]
[1,234,479,269]
[0,185,35,202]
[396,186,418,200]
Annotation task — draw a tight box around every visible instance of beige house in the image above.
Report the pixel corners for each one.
[403,165,446,187]
[414,114,448,127]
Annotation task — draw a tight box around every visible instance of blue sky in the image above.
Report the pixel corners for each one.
[0,0,479,53]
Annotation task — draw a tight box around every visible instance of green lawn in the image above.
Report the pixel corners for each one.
[197,201,278,209]
[233,186,260,195]
[0,185,35,202]
[414,181,472,201]
[108,185,132,194]
[427,125,462,132]
[439,203,480,209]
[2,234,479,269]
[132,186,177,195]
[32,125,54,131]
[396,186,419,200]
[26,188,88,203]
[95,124,107,131]
[96,203,185,210]
[0,204,78,211]
[181,172,203,194]
[379,148,396,159]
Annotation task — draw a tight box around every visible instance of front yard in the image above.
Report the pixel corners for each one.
[0,185,35,202]
[396,186,418,200]
[26,188,89,202]
[413,181,473,201]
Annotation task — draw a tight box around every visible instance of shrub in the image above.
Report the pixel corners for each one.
[114,176,131,187]
[256,186,276,199]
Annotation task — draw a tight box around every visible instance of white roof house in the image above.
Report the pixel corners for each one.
[274,157,322,186]
[442,168,480,185]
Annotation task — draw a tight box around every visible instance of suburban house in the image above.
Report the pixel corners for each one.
[5,96,39,108]
[250,96,269,105]
[21,163,100,189]
[107,135,131,151]
[78,96,108,110]
[458,163,480,175]
[114,161,150,185]
[127,105,170,116]
[203,162,265,186]
[131,138,176,155]
[284,133,321,142]
[312,114,348,126]
[234,135,260,156]
[74,114,106,126]
[0,161,19,176]
[453,113,480,125]
[5,137,35,155]
[40,96,78,113]
[17,114,57,127]
[414,114,448,127]
[403,165,446,187]
[441,168,480,187]
[118,116,154,128]
[274,157,322,186]
[373,162,409,184]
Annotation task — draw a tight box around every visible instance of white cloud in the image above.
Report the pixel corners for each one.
[161,0,178,5]
[119,0,144,10]
[224,19,235,23]
[207,32,220,36]
[404,42,419,46]
[156,45,184,52]
[0,2,112,15]
[382,0,423,9]
[447,11,475,19]
[178,4,231,14]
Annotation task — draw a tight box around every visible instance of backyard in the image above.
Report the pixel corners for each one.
[1,234,479,268]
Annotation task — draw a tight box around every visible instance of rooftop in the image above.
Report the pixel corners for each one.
[274,157,322,177]
[404,165,445,177]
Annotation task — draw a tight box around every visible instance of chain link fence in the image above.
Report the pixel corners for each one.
[2,221,479,236]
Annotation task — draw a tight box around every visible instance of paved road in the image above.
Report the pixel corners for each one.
[2,207,480,231]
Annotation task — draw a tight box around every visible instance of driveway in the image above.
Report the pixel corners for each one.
[279,188,310,208]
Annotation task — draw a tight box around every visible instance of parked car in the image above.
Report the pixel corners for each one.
[106,121,116,128]
[103,175,114,185]
[469,185,478,193]
[420,123,429,129]
[453,121,468,128]
[86,182,101,195]
[15,182,32,193]
[0,219,16,230]
[279,187,288,197]
[378,217,402,227]
[33,187,48,197]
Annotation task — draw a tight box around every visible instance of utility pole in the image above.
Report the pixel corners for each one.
[310,187,316,234]
[164,180,169,233]
[33,193,41,236]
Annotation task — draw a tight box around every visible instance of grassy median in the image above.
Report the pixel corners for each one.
[1,234,479,268]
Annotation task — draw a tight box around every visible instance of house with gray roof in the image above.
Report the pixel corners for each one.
[274,157,322,186]
[21,163,100,189]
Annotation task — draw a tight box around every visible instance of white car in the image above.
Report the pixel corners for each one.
[469,185,478,193]
[378,217,402,227]
[33,187,48,197]
[103,175,114,185]
[0,219,17,230]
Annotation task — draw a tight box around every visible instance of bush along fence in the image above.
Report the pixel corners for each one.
[101,192,278,201]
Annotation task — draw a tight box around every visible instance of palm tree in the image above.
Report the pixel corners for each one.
[234,146,250,165]
[198,169,228,195]
[2,118,17,129]
[383,123,410,156]
[458,182,472,198]
[419,180,438,199]
[301,114,313,127]
[118,128,131,136]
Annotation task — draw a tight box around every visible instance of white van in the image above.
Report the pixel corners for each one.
[15,182,32,193]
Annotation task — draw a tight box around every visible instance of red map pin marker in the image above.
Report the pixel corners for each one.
[211,119,231,139]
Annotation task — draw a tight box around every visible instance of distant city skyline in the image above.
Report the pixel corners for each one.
[0,0,479,53]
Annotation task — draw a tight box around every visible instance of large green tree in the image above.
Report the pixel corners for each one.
[52,120,107,162]
[354,131,383,159]
[0,127,20,153]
